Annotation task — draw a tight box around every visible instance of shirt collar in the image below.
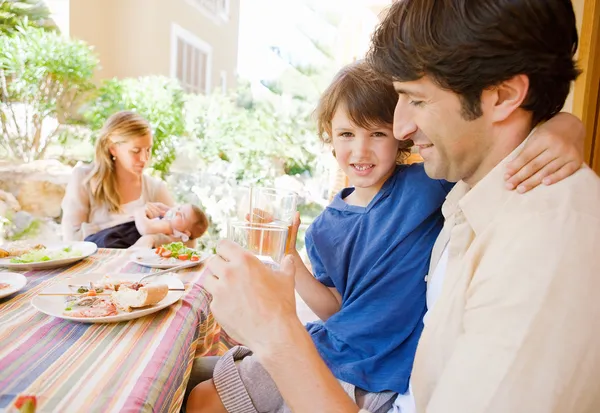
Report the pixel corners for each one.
[441,181,470,221]
[457,136,532,235]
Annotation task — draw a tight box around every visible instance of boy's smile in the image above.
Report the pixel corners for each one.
[351,163,375,174]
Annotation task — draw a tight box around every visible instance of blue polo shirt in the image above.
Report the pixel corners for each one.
[305,163,453,393]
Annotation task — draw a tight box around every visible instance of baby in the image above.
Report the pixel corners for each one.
[133,203,208,248]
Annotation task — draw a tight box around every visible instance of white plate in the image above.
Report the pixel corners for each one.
[31,273,184,323]
[0,241,98,271]
[129,248,209,269]
[0,272,27,299]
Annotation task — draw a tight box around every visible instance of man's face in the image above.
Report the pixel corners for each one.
[392,77,491,183]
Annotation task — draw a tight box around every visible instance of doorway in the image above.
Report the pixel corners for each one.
[572,0,600,174]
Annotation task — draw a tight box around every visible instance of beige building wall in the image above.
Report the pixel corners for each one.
[68,0,240,92]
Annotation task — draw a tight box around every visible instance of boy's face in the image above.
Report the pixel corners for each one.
[392,76,491,183]
[331,106,399,193]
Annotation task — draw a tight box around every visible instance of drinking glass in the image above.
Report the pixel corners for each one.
[247,187,298,253]
[227,221,289,269]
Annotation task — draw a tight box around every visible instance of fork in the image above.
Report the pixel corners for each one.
[137,261,200,283]
[68,256,210,291]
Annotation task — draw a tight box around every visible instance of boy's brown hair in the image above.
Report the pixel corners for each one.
[189,205,209,239]
[315,60,411,164]
[367,0,580,126]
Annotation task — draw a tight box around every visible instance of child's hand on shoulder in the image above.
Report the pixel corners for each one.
[505,112,584,193]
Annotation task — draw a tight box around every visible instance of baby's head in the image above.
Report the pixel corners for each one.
[315,60,411,164]
[165,204,209,241]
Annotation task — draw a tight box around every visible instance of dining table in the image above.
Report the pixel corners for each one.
[0,248,237,413]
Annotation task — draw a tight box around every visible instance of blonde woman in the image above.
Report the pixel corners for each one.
[61,111,175,244]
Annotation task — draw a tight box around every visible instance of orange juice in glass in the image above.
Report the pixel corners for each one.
[227,221,289,268]
[247,187,298,254]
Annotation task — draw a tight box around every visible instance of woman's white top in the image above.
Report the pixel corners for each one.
[61,164,173,241]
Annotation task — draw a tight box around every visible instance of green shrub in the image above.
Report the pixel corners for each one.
[0,25,98,160]
[0,0,54,34]
[184,91,318,184]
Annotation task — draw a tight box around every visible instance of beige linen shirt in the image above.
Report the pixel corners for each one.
[61,164,173,241]
[408,142,600,413]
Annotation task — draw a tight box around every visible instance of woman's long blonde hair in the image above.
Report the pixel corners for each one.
[86,111,151,213]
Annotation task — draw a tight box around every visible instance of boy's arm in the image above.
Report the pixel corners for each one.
[289,213,342,321]
[505,112,585,192]
[292,250,342,321]
[134,207,172,236]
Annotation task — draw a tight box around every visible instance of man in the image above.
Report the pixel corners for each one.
[367,1,600,412]
[200,0,600,412]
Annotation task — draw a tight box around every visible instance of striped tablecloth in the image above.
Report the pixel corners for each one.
[0,248,236,413]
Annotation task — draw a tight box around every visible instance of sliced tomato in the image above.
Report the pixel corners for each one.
[161,250,172,258]
[155,246,164,255]
[190,255,200,262]
[14,395,37,410]
[178,254,189,260]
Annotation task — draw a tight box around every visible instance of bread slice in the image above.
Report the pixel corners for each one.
[111,283,168,312]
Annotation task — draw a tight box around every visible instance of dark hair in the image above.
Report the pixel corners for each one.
[367,0,581,125]
[315,60,411,163]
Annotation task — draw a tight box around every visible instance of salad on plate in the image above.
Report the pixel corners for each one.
[8,246,82,264]
[155,242,202,262]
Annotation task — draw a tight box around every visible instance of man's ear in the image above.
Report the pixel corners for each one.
[485,74,530,123]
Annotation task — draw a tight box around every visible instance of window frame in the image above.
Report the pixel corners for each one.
[184,0,230,24]
[170,23,213,94]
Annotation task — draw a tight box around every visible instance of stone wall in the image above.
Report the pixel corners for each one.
[0,160,72,219]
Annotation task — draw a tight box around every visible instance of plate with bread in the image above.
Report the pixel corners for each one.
[31,272,185,323]
[0,241,97,270]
